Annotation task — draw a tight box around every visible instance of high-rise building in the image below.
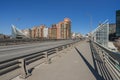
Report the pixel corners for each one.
[43,27,48,38]
[109,24,116,34]
[57,22,63,39]
[64,18,71,39]
[15,18,71,39]
[60,22,66,39]
[116,10,120,37]
[48,27,52,39]
[31,27,37,38]
[35,26,41,38]
[109,23,116,40]
[31,25,46,39]
[40,25,45,38]
[57,18,71,39]
[51,24,57,39]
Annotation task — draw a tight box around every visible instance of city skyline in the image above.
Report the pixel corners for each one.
[11,18,71,39]
[0,0,120,35]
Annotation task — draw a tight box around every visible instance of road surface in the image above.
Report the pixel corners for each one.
[0,40,75,62]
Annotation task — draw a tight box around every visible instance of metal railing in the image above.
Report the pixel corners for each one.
[90,41,120,80]
[0,40,79,80]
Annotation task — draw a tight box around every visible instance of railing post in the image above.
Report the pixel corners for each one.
[70,43,73,49]
[101,50,106,64]
[67,45,69,48]
[67,45,70,52]
[56,48,61,57]
[62,46,66,53]
[62,46,65,50]
[97,47,100,54]
[19,59,31,79]
[43,52,50,64]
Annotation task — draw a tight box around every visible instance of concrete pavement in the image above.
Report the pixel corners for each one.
[13,41,101,80]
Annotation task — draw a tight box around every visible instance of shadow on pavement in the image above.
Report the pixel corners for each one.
[75,47,104,80]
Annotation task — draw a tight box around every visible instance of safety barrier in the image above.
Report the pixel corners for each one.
[90,41,120,80]
[0,40,79,80]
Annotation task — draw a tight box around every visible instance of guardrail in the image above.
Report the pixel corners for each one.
[90,41,120,80]
[0,40,79,80]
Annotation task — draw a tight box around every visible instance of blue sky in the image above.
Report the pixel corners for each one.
[0,0,120,35]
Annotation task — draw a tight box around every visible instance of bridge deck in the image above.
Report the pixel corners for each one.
[13,41,101,80]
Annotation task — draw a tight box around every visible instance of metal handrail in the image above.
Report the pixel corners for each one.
[93,41,120,65]
[90,41,120,80]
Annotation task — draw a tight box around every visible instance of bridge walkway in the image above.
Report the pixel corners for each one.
[13,41,103,80]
